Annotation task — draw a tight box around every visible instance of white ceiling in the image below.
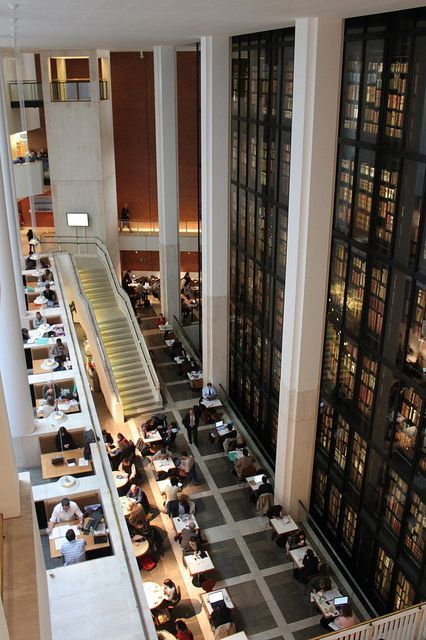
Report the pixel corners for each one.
[0,0,423,51]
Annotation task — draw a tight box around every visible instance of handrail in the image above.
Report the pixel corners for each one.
[66,252,122,407]
[52,258,156,637]
[310,602,426,640]
[0,513,3,602]
[118,219,200,235]
[41,234,161,403]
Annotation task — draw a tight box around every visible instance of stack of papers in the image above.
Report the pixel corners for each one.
[78,458,89,467]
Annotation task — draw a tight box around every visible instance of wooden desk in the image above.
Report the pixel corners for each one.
[289,545,313,568]
[185,551,214,576]
[49,518,109,559]
[41,448,92,480]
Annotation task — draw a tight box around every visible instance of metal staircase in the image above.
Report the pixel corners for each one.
[76,258,162,418]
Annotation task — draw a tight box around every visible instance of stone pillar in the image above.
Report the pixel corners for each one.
[274,18,343,517]
[0,55,26,318]
[0,373,20,518]
[0,163,35,438]
[153,46,181,322]
[200,36,230,389]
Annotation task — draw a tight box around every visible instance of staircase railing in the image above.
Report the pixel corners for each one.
[311,602,426,640]
[41,234,161,405]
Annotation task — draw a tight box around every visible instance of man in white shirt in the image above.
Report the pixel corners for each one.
[201,382,217,400]
[47,498,84,534]
[60,529,86,565]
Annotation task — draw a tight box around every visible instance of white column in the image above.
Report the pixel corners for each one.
[0,373,20,518]
[0,163,35,437]
[274,18,343,516]
[200,36,230,388]
[153,46,181,322]
[0,55,26,318]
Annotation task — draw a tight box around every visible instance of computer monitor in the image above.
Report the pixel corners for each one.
[215,420,224,428]
[208,592,224,605]
[334,596,349,607]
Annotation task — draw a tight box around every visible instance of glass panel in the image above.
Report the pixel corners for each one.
[361,39,384,142]
[264,273,271,330]
[254,267,263,323]
[338,338,358,405]
[364,449,386,514]
[353,150,375,244]
[253,327,262,373]
[230,184,238,241]
[341,40,362,138]
[335,146,355,235]
[249,48,258,119]
[272,346,281,395]
[274,282,284,344]
[403,492,425,563]
[256,203,266,263]
[322,322,340,394]
[231,51,239,116]
[393,573,415,610]
[244,318,253,360]
[246,259,254,312]
[248,123,257,189]
[253,385,260,423]
[258,125,268,190]
[406,36,426,153]
[279,130,291,205]
[268,131,278,196]
[382,271,412,366]
[334,415,349,470]
[341,503,357,553]
[238,188,246,249]
[258,47,269,120]
[366,262,388,344]
[270,406,278,448]
[266,205,275,268]
[328,240,348,322]
[282,48,293,121]
[231,119,238,181]
[405,286,426,379]
[239,50,248,118]
[393,386,422,465]
[395,161,425,269]
[345,250,366,335]
[327,485,342,533]
[262,337,271,387]
[276,209,288,278]
[312,467,327,513]
[383,469,408,536]
[230,246,237,303]
[318,401,333,453]
[270,48,279,122]
[239,122,247,185]
[384,38,410,143]
[247,194,255,257]
[358,355,378,421]
[349,432,367,490]
[374,547,394,600]
[375,157,399,254]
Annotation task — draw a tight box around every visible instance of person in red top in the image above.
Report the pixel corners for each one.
[157,313,166,326]
[175,620,194,640]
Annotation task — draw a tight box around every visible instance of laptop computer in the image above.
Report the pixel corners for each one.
[215,420,224,428]
[334,596,349,607]
[51,456,64,466]
[208,592,224,605]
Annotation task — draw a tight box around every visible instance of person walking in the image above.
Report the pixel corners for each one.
[121,203,131,231]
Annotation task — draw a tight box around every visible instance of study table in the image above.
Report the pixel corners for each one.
[112,471,128,489]
[119,496,135,517]
[172,514,199,533]
[200,588,234,615]
[158,322,173,333]
[143,581,164,610]
[152,458,176,474]
[49,518,109,559]
[36,399,80,415]
[139,429,162,444]
[132,535,150,559]
[200,398,222,409]
[33,358,72,374]
[40,448,92,480]
[270,515,298,536]
[311,589,342,616]
[185,551,215,586]
[289,545,314,568]
[246,474,266,492]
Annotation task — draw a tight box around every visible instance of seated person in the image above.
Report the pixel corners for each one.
[39,396,56,418]
[321,604,357,630]
[22,327,30,343]
[163,578,179,605]
[201,381,218,401]
[163,476,181,514]
[177,451,197,484]
[127,502,146,535]
[294,548,319,584]
[33,311,46,329]
[175,521,201,550]
[287,529,307,550]
[41,381,61,399]
[50,338,67,364]
[157,313,167,327]
[256,476,274,498]
[47,497,83,534]
[175,620,194,640]
[102,428,114,446]
[41,268,54,283]
[55,426,75,451]
[210,601,234,638]
[171,338,184,358]
[169,493,196,519]
[39,257,51,269]
[152,447,173,462]
[25,254,36,269]
[182,535,202,558]
[118,457,137,483]
[127,484,150,515]
[234,448,256,478]
[161,422,178,447]
[43,283,58,307]
[60,528,86,566]
[220,424,238,447]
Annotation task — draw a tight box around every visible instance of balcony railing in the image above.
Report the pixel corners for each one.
[50,79,109,102]
[118,219,200,235]
[9,81,43,107]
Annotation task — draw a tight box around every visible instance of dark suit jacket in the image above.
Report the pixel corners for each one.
[183,411,199,429]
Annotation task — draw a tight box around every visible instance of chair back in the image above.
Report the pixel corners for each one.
[256,492,273,516]
[201,577,217,592]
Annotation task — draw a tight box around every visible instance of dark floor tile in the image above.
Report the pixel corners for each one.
[207,539,250,580]
[204,456,238,489]
[158,366,184,383]
[145,333,166,348]
[168,385,198,402]
[243,530,285,570]
[150,348,172,365]
[140,317,159,330]
[227,580,277,634]
[194,430,217,456]
[192,496,225,529]
[222,489,257,521]
[265,570,314,623]
[293,624,325,640]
